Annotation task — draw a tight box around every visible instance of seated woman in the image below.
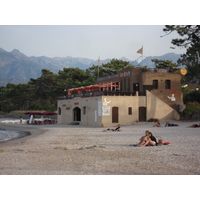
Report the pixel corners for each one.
[165,122,179,127]
[102,125,121,132]
[153,120,161,127]
[137,131,157,146]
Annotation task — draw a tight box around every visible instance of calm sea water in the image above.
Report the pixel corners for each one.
[0,128,31,143]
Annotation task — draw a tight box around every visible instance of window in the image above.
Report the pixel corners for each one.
[128,78,130,91]
[128,107,132,115]
[165,80,171,89]
[58,107,61,115]
[83,106,86,115]
[120,80,123,91]
[153,80,158,89]
[124,78,126,91]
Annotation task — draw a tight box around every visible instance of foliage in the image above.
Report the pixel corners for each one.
[183,89,200,104]
[0,59,133,112]
[183,102,200,116]
[163,25,200,48]
[151,59,179,69]
[147,118,158,122]
[178,42,200,83]
[163,25,200,83]
[181,87,192,96]
[182,88,200,117]
[86,59,135,79]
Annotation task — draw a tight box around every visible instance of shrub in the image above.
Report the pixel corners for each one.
[183,102,200,116]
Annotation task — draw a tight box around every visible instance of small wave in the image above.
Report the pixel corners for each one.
[0,119,27,124]
[0,129,31,143]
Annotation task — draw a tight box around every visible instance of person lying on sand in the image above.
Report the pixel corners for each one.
[165,122,179,127]
[102,125,121,132]
[137,130,157,146]
[153,120,161,127]
[187,123,200,128]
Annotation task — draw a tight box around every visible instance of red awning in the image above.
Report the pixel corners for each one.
[42,112,57,115]
[66,83,120,94]
[25,112,43,115]
[25,112,57,115]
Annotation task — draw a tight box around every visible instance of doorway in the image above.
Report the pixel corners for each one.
[73,107,81,121]
[139,107,146,122]
[112,107,119,123]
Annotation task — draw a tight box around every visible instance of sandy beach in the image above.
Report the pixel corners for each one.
[0,119,200,175]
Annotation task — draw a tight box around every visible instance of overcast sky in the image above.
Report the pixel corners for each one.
[1,1,196,62]
[0,25,187,61]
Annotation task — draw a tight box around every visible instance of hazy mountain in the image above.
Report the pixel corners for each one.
[0,48,182,86]
[139,53,182,68]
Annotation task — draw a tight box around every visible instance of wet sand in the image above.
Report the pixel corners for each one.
[0,120,200,175]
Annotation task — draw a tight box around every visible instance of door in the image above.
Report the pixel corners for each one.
[133,83,139,91]
[73,107,81,121]
[139,107,146,122]
[112,107,119,123]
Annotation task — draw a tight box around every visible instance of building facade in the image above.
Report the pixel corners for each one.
[57,68,183,127]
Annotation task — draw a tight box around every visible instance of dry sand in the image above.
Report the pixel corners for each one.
[0,120,200,175]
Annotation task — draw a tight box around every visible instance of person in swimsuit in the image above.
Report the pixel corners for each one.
[153,120,161,127]
[187,123,200,128]
[102,124,121,132]
[165,122,179,127]
[137,131,157,146]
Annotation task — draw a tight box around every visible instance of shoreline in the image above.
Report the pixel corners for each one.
[0,122,44,146]
[0,120,200,175]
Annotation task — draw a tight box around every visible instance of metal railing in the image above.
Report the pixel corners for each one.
[58,90,137,99]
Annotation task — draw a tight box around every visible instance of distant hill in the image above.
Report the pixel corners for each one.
[139,53,182,68]
[0,48,182,86]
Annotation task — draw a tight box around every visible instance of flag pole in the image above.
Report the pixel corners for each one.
[97,56,100,79]
[136,46,143,64]
[142,45,143,62]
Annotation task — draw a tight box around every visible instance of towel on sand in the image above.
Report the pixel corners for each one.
[129,143,171,147]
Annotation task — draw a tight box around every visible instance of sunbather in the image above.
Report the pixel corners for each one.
[187,123,200,128]
[165,122,179,127]
[137,131,157,146]
[153,120,161,127]
[102,125,121,132]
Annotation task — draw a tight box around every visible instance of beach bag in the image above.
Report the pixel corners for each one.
[158,138,164,144]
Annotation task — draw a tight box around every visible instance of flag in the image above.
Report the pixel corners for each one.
[137,47,143,54]
[98,56,100,65]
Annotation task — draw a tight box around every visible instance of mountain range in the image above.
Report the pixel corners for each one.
[0,48,182,86]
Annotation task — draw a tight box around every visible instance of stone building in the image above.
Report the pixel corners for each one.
[57,67,183,127]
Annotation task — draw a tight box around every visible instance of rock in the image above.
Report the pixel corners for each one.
[78,147,85,150]
[54,146,69,150]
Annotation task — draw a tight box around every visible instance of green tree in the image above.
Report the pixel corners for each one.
[87,59,135,80]
[28,69,59,111]
[58,67,91,88]
[163,25,200,48]
[162,25,200,83]
[178,43,200,83]
[151,59,179,69]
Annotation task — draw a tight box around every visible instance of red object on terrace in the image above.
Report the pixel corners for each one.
[66,83,120,95]
[25,112,57,115]
[25,111,43,115]
[42,112,57,115]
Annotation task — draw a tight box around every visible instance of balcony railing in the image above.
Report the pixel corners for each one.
[58,90,137,99]
[97,74,119,81]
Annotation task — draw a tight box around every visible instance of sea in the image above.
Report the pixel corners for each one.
[0,119,31,143]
